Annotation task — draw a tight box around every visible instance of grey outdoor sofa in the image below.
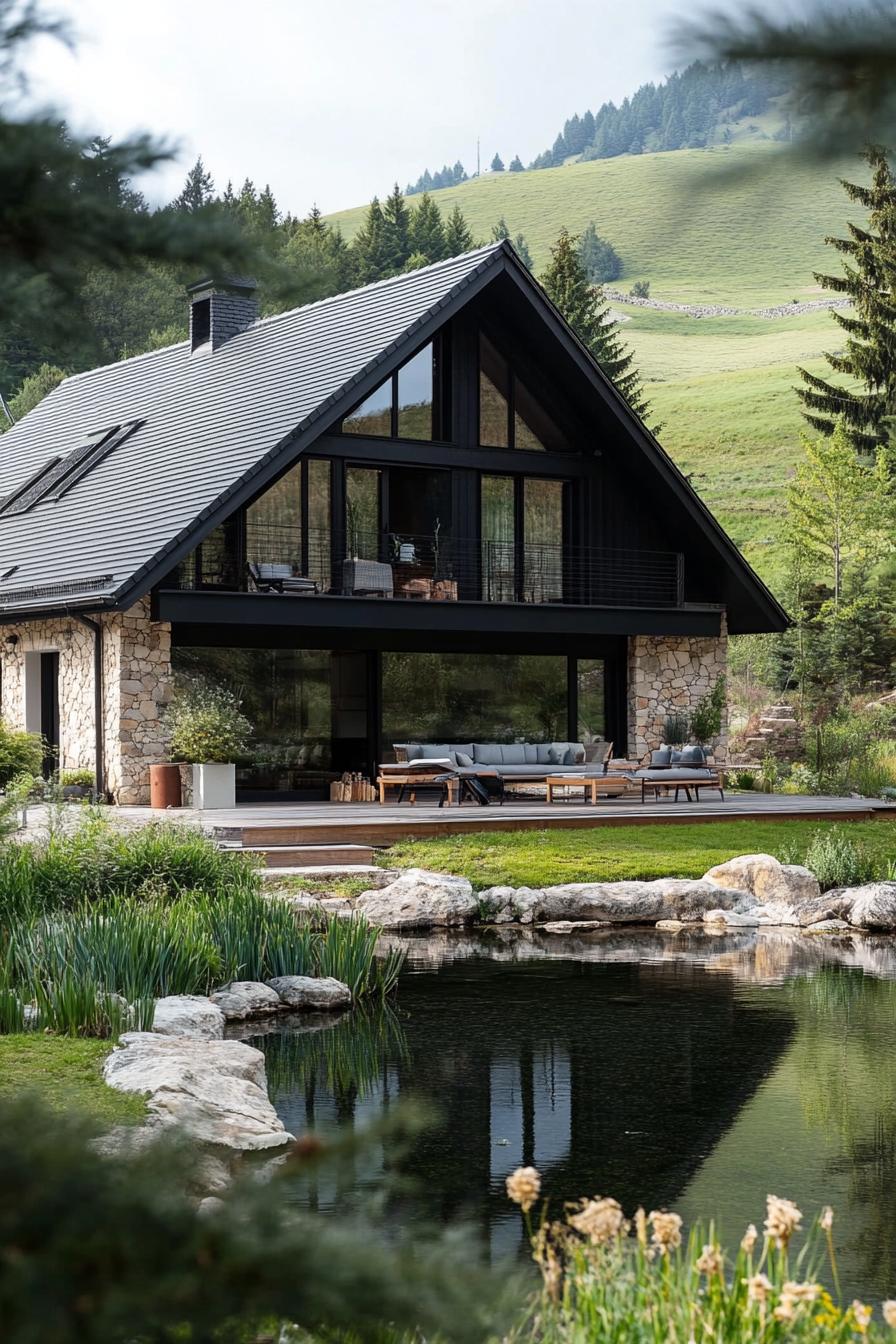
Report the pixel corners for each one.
[384,741,612,783]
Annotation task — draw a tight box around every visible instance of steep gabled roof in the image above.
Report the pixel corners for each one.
[0,240,787,632]
[0,245,502,614]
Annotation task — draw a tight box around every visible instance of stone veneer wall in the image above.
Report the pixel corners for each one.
[0,598,171,805]
[627,614,728,761]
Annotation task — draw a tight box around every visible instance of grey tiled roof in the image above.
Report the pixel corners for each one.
[0,243,503,613]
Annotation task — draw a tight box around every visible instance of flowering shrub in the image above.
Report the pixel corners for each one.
[166,678,251,763]
[507,1170,896,1342]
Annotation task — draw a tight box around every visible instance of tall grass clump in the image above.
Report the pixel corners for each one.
[508,1170,895,1343]
[782,826,877,891]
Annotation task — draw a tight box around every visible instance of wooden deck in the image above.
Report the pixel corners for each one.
[116,792,896,848]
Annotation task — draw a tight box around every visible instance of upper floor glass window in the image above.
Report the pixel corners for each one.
[342,340,442,440]
[479,333,569,453]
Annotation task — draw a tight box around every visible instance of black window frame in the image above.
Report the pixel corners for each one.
[340,333,449,443]
[477,329,572,454]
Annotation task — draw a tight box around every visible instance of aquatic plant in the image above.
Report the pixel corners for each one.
[510,1176,895,1342]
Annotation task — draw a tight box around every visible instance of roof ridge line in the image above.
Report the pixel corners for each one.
[59,243,504,391]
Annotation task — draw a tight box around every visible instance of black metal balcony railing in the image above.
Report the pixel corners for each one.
[173,525,685,609]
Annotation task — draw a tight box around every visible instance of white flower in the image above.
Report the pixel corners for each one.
[764,1194,802,1249]
[882,1300,896,1329]
[506,1166,541,1213]
[740,1223,758,1254]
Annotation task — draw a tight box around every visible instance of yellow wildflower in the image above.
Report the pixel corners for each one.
[695,1243,724,1278]
[882,1301,896,1329]
[764,1194,803,1249]
[852,1301,873,1335]
[505,1166,541,1213]
[745,1273,773,1305]
[740,1223,758,1255]
[568,1196,627,1245]
[649,1209,683,1254]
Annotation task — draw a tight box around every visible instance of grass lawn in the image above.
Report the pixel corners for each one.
[383,818,896,889]
[0,1035,146,1125]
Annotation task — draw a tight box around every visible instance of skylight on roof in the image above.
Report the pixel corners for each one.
[0,420,144,516]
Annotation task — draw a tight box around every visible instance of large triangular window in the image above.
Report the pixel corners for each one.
[479,334,568,452]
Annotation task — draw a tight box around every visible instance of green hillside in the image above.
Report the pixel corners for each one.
[329,143,859,592]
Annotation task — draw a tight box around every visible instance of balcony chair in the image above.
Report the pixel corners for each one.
[247,562,319,595]
[342,558,394,598]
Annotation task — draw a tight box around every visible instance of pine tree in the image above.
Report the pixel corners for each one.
[797,146,896,454]
[513,234,533,269]
[409,192,446,263]
[490,152,505,172]
[540,227,649,418]
[491,216,510,241]
[444,204,475,255]
[381,183,412,272]
[352,196,389,283]
[173,157,214,212]
[508,155,524,172]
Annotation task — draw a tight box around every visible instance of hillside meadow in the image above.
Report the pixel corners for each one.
[329,143,862,591]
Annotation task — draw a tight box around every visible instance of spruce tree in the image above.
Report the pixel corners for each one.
[409,192,446,263]
[352,196,388,283]
[578,222,621,283]
[381,183,412,272]
[797,146,896,454]
[173,157,214,212]
[540,227,649,418]
[444,204,475,254]
[509,154,524,172]
[491,216,510,241]
[513,233,533,269]
[490,152,505,171]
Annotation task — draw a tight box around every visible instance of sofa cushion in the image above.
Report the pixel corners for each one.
[454,750,474,767]
[419,743,452,760]
[676,745,707,766]
[535,744,554,764]
[403,743,422,763]
[406,757,453,770]
[473,744,504,765]
[650,749,673,768]
[547,746,564,765]
[500,744,526,765]
[524,743,539,764]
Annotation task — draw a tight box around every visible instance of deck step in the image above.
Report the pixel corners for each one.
[223,842,377,869]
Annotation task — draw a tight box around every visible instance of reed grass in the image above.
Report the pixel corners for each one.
[509,1175,895,1344]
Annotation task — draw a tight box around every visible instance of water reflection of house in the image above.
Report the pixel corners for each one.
[265,954,795,1257]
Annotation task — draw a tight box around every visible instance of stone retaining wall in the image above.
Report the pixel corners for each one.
[627,616,728,760]
[0,598,171,804]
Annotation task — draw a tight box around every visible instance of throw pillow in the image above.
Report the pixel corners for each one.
[454,751,474,768]
[650,749,672,768]
[547,746,564,765]
[563,747,577,766]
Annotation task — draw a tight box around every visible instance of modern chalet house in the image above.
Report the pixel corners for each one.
[0,243,787,804]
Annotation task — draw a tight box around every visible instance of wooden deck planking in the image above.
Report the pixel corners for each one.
[117,793,896,847]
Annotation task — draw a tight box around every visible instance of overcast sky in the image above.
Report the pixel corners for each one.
[22,0,736,216]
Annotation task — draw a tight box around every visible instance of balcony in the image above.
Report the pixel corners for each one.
[168,526,686,610]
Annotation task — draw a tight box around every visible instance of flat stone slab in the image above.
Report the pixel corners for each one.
[210,981,283,1020]
[266,975,351,1009]
[103,1032,292,1151]
[153,995,225,1040]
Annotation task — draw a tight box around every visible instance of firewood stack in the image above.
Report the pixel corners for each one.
[329,772,376,802]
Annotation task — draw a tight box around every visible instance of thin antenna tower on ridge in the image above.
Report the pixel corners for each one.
[476,137,480,177]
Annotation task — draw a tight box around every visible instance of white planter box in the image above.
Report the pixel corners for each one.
[192,763,236,810]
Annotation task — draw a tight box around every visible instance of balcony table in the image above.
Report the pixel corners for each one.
[545,774,635,804]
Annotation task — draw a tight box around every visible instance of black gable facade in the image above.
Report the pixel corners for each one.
[0,244,786,802]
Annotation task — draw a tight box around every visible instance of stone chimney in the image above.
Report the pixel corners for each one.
[187,276,258,352]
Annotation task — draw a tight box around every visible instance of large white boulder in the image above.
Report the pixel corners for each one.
[479,885,543,924]
[353,868,478,929]
[536,878,754,925]
[843,882,896,930]
[209,981,283,1020]
[103,1033,292,1151]
[152,995,225,1040]
[266,975,352,1009]
[703,854,821,905]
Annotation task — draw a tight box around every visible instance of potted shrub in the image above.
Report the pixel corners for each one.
[166,680,252,809]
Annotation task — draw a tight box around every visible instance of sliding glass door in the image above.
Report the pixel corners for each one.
[481,474,566,603]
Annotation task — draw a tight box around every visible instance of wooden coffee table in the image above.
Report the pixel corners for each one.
[546,774,633,804]
[377,772,458,805]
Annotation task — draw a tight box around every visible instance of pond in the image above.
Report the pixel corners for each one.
[251,926,896,1302]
